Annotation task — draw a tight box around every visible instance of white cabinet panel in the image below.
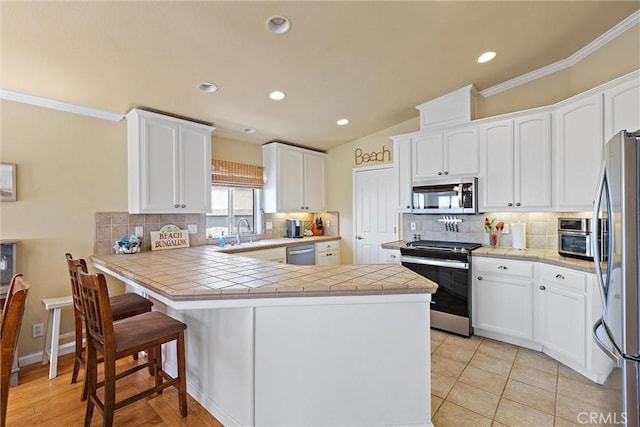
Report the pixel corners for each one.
[412,132,443,181]
[127,109,213,214]
[479,119,514,210]
[392,136,412,212]
[604,75,640,139]
[444,125,479,177]
[316,240,340,265]
[554,93,603,210]
[263,143,326,213]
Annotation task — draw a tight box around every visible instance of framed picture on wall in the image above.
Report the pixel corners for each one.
[0,163,17,202]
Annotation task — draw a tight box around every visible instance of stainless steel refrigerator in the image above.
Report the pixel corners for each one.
[593,129,640,426]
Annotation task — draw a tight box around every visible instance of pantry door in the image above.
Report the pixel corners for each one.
[353,165,397,264]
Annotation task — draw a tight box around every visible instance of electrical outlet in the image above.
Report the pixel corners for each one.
[410,222,417,230]
[134,226,143,237]
[266,221,273,230]
[326,220,331,228]
[187,224,197,234]
[502,223,510,234]
[32,323,44,338]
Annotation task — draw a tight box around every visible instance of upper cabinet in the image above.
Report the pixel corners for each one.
[412,124,478,181]
[263,143,326,213]
[479,111,551,211]
[391,135,412,212]
[603,74,640,139]
[553,93,604,211]
[126,109,214,214]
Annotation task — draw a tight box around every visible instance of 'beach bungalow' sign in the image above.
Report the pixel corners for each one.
[150,224,190,251]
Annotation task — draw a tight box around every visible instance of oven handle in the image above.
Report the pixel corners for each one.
[401,255,469,270]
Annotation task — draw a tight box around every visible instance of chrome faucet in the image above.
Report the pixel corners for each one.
[236,218,252,245]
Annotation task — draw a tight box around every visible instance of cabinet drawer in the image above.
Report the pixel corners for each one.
[539,265,586,293]
[316,240,340,252]
[473,257,533,279]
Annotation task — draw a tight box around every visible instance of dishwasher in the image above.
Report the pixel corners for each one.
[286,244,316,265]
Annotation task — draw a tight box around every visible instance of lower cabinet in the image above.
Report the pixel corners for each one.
[240,247,286,263]
[472,257,614,384]
[315,241,340,266]
[380,248,401,264]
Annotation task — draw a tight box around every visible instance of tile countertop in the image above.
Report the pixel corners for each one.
[214,235,340,254]
[91,245,437,302]
[381,240,595,273]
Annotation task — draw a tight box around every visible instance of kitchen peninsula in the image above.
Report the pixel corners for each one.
[92,246,437,427]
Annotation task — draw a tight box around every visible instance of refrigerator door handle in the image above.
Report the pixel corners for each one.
[593,318,621,363]
[592,164,608,308]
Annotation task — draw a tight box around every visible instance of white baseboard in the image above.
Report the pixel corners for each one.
[19,341,75,367]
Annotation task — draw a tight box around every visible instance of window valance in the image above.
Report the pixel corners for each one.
[211,160,264,188]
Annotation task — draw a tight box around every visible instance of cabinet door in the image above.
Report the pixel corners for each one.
[604,76,640,140]
[316,250,339,266]
[303,153,326,212]
[479,119,514,210]
[554,94,603,210]
[444,125,478,177]
[277,147,305,212]
[393,137,412,211]
[412,132,443,181]
[515,112,551,209]
[474,275,534,341]
[536,283,586,366]
[179,125,212,213]
[142,116,180,212]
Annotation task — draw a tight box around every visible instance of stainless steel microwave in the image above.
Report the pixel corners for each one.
[558,217,607,260]
[411,178,477,214]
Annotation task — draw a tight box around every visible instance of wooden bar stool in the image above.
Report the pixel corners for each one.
[1,274,30,427]
[77,269,187,427]
[66,253,153,401]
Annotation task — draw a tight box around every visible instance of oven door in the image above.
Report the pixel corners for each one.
[401,256,470,318]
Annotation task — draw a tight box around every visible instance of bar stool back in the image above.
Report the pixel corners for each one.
[65,253,153,400]
[77,270,187,427]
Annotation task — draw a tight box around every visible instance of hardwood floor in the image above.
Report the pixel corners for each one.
[4,353,223,427]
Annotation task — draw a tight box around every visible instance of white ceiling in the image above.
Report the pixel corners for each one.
[1,1,638,151]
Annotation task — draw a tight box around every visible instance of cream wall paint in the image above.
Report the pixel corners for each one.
[327,118,419,264]
[0,100,128,356]
[211,135,262,165]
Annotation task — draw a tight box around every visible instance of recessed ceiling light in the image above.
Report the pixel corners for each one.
[336,119,349,126]
[198,82,218,93]
[266,15,291,34]
[477,51,497,64]
[243,127,257,134]
[269,90,286,101]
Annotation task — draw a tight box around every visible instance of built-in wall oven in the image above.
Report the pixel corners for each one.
[400,240,481,337]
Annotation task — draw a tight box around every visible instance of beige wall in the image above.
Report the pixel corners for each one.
[0,100,128,356]
[211,135,262,165]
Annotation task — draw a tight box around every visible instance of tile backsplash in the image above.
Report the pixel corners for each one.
[95,211,339,255]
[402,211,592,250]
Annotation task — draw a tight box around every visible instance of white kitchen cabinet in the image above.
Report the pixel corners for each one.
[554,93,604,211]
[263,143,326,213]
[315,240,340,266]
[391,135,412,212]
[412,125,478,181]
[535,265,587,368]
[240,247,287,263]
[126,109,214,214]
[603,72,640,140]
[473,258,536,347]
[479,111,551,211]
[380,248,401,264]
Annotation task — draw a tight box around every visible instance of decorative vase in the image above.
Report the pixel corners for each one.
[489,230,501,247]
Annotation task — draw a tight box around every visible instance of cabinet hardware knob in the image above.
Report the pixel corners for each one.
[555,274,565,280]
[477,276,483,280]
[390,255,396,258]
[515,202,521,207]
[498,265,508,270]
[438,172,443,176]
[174,204,180,208]
[181,204,186,208]
[406,205,410,209]
[301,207,305,210]
[444,171,448,175]
[430,301,436,304]
[539,285,546,290]
[507,203,513,207]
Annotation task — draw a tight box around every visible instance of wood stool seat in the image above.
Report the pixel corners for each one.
[65,253,152,401]
[77,270,187,427]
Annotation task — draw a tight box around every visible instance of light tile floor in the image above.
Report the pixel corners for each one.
[430,330,622,426]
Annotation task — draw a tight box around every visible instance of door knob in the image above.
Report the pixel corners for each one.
[356,235,364,240]
[539,285,546,290]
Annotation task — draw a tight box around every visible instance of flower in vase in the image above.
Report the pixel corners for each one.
[484,218,504,246]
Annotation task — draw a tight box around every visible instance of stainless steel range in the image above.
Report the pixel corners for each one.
[400,240,481,337]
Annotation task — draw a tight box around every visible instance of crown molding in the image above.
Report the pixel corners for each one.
[480,10,640,98]
[0,89,124,121]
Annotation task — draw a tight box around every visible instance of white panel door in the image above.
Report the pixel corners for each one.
[354,166,397,264]
[412,132,443,180]
[303,152,326,211]
[277,147,305,212]
[179,125,212,213]
[444,125,479,177]
[479,119,514,210]
[515,112,551,209]
[143,117,179,211]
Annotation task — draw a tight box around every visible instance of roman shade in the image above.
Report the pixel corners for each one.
[211,160,264,189]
